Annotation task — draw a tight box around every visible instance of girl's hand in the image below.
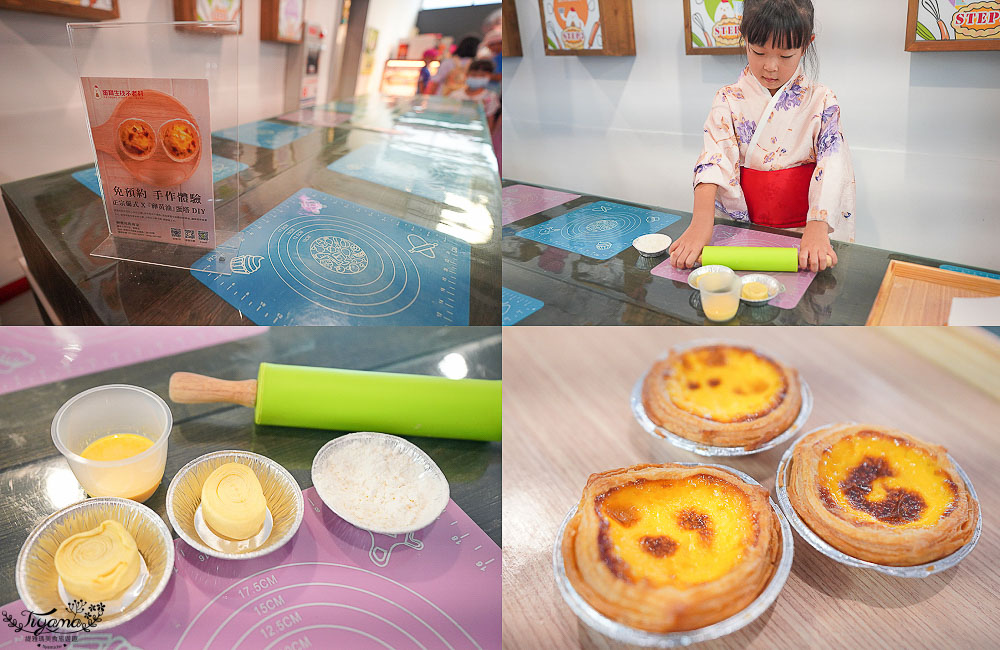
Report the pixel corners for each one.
[799,220,838,272]
[668,221,713,269]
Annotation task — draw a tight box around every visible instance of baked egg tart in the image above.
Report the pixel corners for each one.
[641,345,802,449]
[561,463,782,633]
[786,423,978,566]
[117,118,155,161]
[160,118,200,163]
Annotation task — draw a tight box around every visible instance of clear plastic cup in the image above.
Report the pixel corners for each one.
[699,272,741,322]
[51,385,172,503]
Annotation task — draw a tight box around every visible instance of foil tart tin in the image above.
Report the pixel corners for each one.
[553,463,794,647]
[16,497,173,630]
[686,265,735,290]
[775,423,983,578]
[631,339,813,456]
[166,450,303,560]
[311,431,450,536]
[739,274,785,305]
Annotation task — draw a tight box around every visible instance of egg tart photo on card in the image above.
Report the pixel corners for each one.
[639,343,805,452]
[559,463,785,635]
[159,118,201,163]
[785,423,979,567]
[117,118,155,161]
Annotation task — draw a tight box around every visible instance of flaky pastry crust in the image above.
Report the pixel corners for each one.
[786,423,978,566]
[641,345,802,449]
[561,463,781,633]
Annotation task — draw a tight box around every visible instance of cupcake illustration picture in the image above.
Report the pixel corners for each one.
[551,0,590,49]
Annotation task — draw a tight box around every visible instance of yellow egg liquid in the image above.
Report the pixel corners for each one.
[598,475,754,588]
[81,434,153,461]
[80,434,160,502]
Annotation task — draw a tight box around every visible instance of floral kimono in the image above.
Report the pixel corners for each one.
[692,64,856,242]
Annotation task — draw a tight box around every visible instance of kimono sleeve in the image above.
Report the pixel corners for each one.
[807,91,857,242]
[692,90,740,191]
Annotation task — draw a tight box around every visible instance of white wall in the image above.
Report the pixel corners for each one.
[0,0,289,286]
[503,0,1000,269]
[304,0,343,105]
[355,0,422,96]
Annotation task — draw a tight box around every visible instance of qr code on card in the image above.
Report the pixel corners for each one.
[170,228,181,238]
[197,231,209,242]
[184,229,195,240]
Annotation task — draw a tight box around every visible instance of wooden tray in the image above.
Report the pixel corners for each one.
[867,260,1000,325]
[92,89,202,187]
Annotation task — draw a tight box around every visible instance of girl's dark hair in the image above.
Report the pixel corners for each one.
[469,58,495,74]
[455,35,482,59]
[739,0,818,77]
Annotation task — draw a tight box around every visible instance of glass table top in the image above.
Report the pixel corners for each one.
[501,180,998,326]
[1,95,500,325]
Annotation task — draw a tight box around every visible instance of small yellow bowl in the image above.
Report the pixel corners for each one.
[16,497,173,630]
[166,450,303,560]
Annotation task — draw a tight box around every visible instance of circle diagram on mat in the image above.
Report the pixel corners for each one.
[177,562,484,650]
[190,189,472,326]
[515,200,683,261]
[270,215,421,317]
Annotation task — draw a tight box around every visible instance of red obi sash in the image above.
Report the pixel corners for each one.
[740,163,815,228]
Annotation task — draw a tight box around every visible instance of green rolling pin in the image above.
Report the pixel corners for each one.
[168,363,501,441]
[700,246,832,271]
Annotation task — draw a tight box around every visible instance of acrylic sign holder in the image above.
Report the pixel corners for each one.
[67,22,243,275]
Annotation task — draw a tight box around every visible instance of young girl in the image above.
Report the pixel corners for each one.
[447,59,500,131]
[669,0,855,272]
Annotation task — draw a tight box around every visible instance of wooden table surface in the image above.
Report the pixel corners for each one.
[502,327,1000,649]
[0,326,501,606]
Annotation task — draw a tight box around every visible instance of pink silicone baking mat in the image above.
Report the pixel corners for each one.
[0,327,267,396]
[0,487,500,649]
[502,184,580,225]
[650,225,817,309]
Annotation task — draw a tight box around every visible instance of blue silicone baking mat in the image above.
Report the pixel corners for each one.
[214,120,317,149]
[327,140,490,205]
[190,188,471,325]
[73,154,248,195]
[516,201,682,260]
[502,288,544,325]
[210,154,250,180]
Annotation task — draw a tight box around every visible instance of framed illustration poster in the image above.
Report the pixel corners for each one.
[683,0,744,55]
[538,0,635,56]
[906,0,1000,51]
[0,0,118,20]
[261,0,305,44]
[173,0,243,34]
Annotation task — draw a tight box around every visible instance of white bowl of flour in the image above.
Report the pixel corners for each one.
[311,432,450,535]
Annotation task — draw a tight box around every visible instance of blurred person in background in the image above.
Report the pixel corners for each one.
[482,28,502,95]
[429,35,481,95]
[446,58,499,131]
[417,48,439,95]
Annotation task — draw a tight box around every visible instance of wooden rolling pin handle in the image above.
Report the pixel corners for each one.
[169,372,258,408]
[693,254,833,267]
